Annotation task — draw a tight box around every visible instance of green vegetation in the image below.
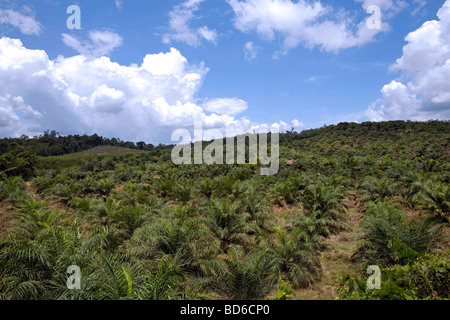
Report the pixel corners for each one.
[0,120,449,300]
[0,143,37,179]
[37,146,147,170]
[0,131,155,157]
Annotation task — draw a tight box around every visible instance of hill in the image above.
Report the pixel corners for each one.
[36,146,149,170]
[0,131,155,157]
[0,120,449,301]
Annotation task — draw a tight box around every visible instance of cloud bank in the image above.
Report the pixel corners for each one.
[367,0,450,121]
[0,37,303,143]
[226,0,395,54]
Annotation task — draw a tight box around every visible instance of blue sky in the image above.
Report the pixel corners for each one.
[0,0,449,143]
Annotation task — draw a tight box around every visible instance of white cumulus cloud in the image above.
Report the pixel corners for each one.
[62,30,124,57]
[162,0,218,47]
[203,98,249,116]
[0,9,41,35]
[355,0,407,16]
[226,0,408,54]
[0,37,303,143]
[367,0,450,121]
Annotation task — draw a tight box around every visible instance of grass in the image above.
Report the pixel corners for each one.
[293,207,362,300]
[268,202,361,300]
[77,146,144,155]
[37,146,147,170]
[0,202,16,241]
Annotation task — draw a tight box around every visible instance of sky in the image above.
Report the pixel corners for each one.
[0,0,449,144]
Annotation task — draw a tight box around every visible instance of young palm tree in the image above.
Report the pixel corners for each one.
[302,184,347,233]
[196,177,215,199]
[203,198,254,253]
[108,206,151,236]
[0,176,28,204]
[97,178,114,197]
[360,176,397,201]
[82,253,139,300]
[289,174,310,191]
[320,174,351,189]
[174,179,194,203]
[269,181,299,206]
[293,211,330,240]
[154,176,176,198]
[354,200,442,266]
[238,187,273,231]
[90,197,122,226]
[417,181,450,222]
[213,175,235,197]
[400,172,429,209]
[268,226,322,288]
[0,205,93,300]
[134,253,187,300]
[200,246,276,300]
[127,205,213,263]
[48,182,81,204]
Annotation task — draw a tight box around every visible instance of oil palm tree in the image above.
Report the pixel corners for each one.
[213,175,235,197]
[0,205,92,299]
[293,210,330,240]
[135,253,187,300]
[196,177,214,199]
[127,205,212,262]
[203,198,254,253]
[83,253,139,300]
[417,181,449,222]
[200,246,276,300]
[354,200,442,266]
[154,176,176,198]
[360,176,397,201]
[268,226,322,288]
[238,187,273,231]
[0,176,28,204]
[302,184,347,233]
[174,179,194,203]
[269,181,299,206]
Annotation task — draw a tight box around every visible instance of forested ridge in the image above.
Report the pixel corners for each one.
[0,120,448,300]
[0,130,156,157]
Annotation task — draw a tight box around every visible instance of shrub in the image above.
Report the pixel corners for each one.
[338,253,450,300]
[0,143,37,179]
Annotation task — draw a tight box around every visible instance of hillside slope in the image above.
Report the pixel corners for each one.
[0,120,449,300]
